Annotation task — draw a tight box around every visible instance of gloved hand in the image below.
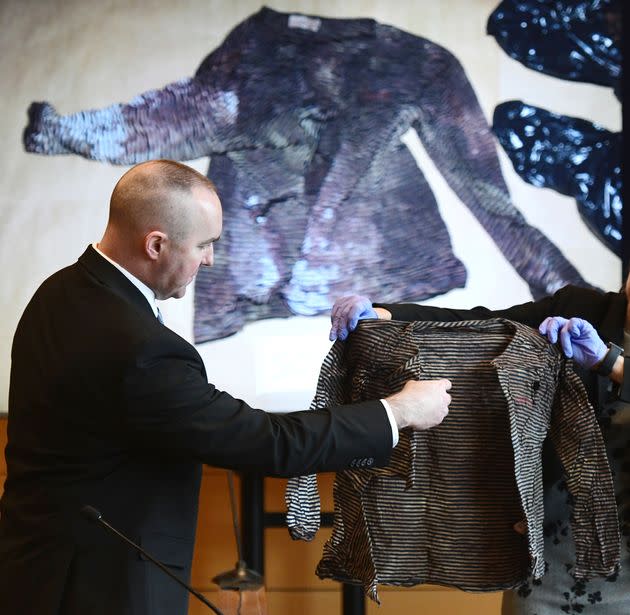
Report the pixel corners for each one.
[329,295,377,341]
[538,316,607,369]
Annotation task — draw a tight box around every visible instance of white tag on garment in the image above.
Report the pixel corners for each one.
[288,14,321,32]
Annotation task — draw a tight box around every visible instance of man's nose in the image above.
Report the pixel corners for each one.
[201,245,214,267]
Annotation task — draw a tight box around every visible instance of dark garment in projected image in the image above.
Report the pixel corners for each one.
[492,100,622,257]
[487,0,622,99]
[285,318,619,602]
[22,7,589,342]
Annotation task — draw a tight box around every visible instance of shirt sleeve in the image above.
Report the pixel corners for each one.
[285,472,321,541]
[550,360,620,577]
[285,399,398,540]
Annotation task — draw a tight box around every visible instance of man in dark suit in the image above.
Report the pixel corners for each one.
[0,159,451,615]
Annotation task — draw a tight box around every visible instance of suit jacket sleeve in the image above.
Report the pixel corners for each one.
[375,285,617,330]
[120,334,393,477]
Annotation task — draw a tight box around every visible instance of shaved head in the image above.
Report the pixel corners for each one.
[98,160,223,298]
[108,160,218,242]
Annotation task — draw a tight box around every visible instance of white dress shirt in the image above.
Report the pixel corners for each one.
[93,243,160,318]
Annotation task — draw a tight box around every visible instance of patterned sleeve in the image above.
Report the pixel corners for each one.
[550,360,620,577]
[285,473,321,541]
[285,341,349,540]
[23,78,240,164]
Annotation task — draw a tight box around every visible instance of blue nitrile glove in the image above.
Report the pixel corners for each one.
[538,316,607,369]
[329,295,377,341]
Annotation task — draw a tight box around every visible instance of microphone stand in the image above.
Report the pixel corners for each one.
[81,505,224,615]
[212,471,265,614]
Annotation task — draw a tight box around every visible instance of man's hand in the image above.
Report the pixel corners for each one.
[386,379,452,431]
[538,316,607,369]
[329,295,377,342]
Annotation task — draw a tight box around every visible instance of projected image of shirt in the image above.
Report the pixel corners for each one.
[23,7,589,342]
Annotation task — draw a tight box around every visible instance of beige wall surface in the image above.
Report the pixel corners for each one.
[0,0,621,409]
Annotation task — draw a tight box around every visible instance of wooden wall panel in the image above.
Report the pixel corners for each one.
[194,468,502,614]
[366,587,503,614]
[0,418,503,614]
[191,468,243,589]
[189,588,503,615]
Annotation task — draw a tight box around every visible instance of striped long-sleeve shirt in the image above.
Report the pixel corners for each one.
[285,318,619,601]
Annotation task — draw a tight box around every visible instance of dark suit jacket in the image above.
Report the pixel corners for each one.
[0,246,392,615]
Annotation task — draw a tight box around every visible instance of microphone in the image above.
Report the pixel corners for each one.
[80,505,224,615]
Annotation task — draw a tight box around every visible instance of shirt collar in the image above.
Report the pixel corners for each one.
[92,243,159,318]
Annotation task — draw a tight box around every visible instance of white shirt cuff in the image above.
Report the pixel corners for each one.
[380,399,399,448]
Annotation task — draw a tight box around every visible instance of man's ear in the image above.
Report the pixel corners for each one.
[144,231,168,261]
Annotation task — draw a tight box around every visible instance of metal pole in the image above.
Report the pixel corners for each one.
[240,473,264,574]
[342,583,365,615]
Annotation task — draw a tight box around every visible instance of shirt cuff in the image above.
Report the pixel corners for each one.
[380,398,399,448]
